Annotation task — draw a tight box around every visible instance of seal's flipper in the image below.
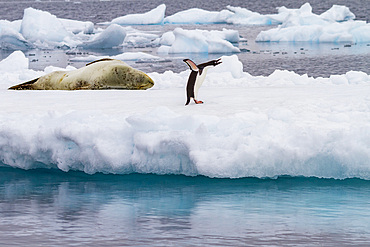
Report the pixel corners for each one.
[183,59,199,72]
[8,78,39,90]
[86,58,115,66]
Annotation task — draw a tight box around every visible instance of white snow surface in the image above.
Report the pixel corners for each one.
[1,51,370,179]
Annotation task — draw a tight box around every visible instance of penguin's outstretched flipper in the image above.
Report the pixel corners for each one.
[183,59,199,72]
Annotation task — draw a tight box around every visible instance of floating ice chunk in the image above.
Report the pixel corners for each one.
[69,52,161,62]
[0,22,33,50]
[255,3,367,43]
[109,4,166,25]
[256,20,370,43]
[78,24,126,49]
[20,8,71,44]
[124,32,159,47]
[320,5,355,22]
[158,28,240,54]
[60,18,94,34]
[164,8,233,24]
[225,6,280,25]
[158,31,175,46]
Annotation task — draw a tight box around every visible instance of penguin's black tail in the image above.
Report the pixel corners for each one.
[185,97,190,106]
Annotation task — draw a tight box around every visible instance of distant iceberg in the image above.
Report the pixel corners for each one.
[78,24,126,49]
[0,21,33,50]
[106,4,166,25]
[164,8,233,24]
[157,28,240,54]
[69,52,162,63]
[163,3,356,25]
[0,3,367,50]
[256,3,370,43]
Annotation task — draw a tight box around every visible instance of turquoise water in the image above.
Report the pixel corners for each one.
[1,167,370,246]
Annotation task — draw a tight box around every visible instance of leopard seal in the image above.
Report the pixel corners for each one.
[9,58,154,90]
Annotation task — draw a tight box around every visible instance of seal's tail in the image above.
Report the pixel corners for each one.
[8,78,38,90]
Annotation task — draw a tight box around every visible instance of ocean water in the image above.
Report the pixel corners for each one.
[1,0,370,246]
[2,167,370,246]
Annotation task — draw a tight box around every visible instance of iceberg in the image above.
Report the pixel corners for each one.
[163,3,357,26]
[164,8,233,24]
[157,28,240,54]
[20,8,71,46]
[320,5,355,22]
[69,52,162,63]
[78,24,126,49]
[59,18,94,35]
[225,6,281,25]
[108,4,166,25]
[0,22,33,50]
[256,3,369,43]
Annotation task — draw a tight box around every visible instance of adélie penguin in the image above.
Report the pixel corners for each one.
[183,58,222,105]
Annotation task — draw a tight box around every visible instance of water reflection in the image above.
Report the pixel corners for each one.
[1,167,370,246]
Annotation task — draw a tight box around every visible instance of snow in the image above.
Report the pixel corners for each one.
[157,28,240,54]
[1,51,370,179]
[107,4,166,25]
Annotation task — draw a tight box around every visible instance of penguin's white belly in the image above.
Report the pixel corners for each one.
[194,67,209,99]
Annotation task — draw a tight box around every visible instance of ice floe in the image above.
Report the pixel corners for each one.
[1,51,370,179]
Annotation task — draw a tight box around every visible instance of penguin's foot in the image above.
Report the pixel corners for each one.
[194,99,203,104]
